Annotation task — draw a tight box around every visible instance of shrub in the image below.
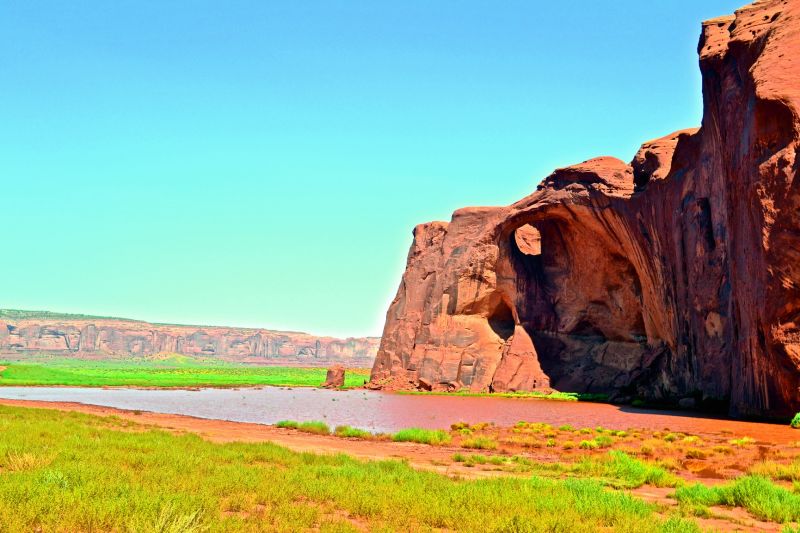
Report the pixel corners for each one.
[686,448,709,460]
[546,438,557,448]
[275,420,299,429]
[297,421,330,435]
[729,437,756,447]
[450,421,469,431]
[563,441,576,450]
[791,413,800,429]
[595,435,614,448]
[334,425,371,439]
[461,436,498,450]
[579,440,600,450]
[393,428,451,446]
[558,424,575,432]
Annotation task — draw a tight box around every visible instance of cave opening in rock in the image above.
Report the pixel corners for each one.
[488,300,515,341]
[513,224,541,256]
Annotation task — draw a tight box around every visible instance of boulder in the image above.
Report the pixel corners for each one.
[322,365,345,388]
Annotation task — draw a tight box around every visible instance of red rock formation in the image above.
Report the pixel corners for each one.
[371,0,800,418]
[0,311,378,367]
[323,365,346,388]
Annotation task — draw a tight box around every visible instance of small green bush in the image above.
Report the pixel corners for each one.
[297,421,330,435]
[791,413,800,429]
[392,428,451,446]
[461,436,498,450]
[275,420,299,429]
[729,436,756,447]
[579,440,600,450]
[334,425,371,439]
[595,435,614,448]
[685,448,708,460]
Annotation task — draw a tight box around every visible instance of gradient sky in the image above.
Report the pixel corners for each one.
[1,1,744,337]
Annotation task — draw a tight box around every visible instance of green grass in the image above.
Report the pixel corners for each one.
[0,358,370,389]
[275,420,331,435]
[460,436,498,450]
[792,413,800,429]
[334,425,373,439]
[396,389,609,402]
[675,475,800,523]
[0,405,703,532]
[392,428,451,446]
[511,451,680,490]
[750,458,800,481]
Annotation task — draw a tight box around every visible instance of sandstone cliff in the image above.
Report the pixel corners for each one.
[0,310,378,366]
[370,0,800,418]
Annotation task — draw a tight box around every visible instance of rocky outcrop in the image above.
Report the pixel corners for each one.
[371,0,800,418]
[323,365,346,388]
[0,310,378,366]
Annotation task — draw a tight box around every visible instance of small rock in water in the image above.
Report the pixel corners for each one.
[322,365,345,388]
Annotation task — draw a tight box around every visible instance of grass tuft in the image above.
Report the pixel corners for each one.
[275,420,330,435]
[392,428,451,446]
[460,436,498,450]
[334,425,372,439]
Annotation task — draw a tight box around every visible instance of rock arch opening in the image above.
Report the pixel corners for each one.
[513,224,541,256]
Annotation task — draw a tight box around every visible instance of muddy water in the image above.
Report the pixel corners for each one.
[0,386,794,442]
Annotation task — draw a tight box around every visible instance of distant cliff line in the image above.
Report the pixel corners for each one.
[0,309,379,366]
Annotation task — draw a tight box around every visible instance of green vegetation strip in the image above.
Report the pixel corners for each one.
[0,405,702,532]
[396,389,608,401]
[0,359,369,389]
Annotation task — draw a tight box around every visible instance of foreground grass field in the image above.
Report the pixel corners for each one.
[0,357,369,389]
[0,405,706,532]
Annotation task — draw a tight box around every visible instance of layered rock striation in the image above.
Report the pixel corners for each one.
[0,311,378,366]
[370,0,800,417]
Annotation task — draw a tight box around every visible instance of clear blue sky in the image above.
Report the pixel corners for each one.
[1,0,744,337]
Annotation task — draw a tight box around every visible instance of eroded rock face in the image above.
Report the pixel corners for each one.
[371,0,800,418]
[0,314,379,367]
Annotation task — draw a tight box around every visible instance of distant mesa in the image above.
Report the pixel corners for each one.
[0,309,378,367]
[369,0,800,418]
